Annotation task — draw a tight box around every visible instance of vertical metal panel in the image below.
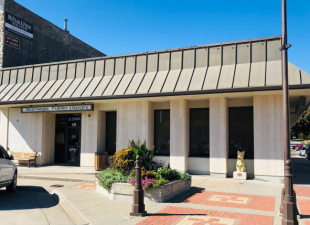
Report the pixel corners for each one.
[218,65,235,88]
[183,50,194,69]
[249,62,265,87]
[209,47,221,66]
[266,60,282,86]
[174,68,194,91]
[300,69,310,85]
[35,65,58,99]
[115,58,125,75]
[170,51,182,70]
[103,75,123,96]
[223,45,235,65]
[0,69,25,100]
[196,48,208,68]
[158,53,169,71]
[72,61,95,97]
[147,54,158,72]
[136,55,146,73]
[58,64,67,80]
[91,75,112,96]
[9,68,33,101]
[49,65,58,80]
[288,62,301,85]
[83,60,105,97]
[52,63,76,98]
[252,42,266,62]
[33,67,41,82]
[41,66,49,81]
[0,71,3,85]
[44,65,66,99]
[85,61,95,78]
[125,57,135,74]
[75,62,85,78]
[188,67,207,91]
[9,70,18,84]
[161,51,181,92]
[203,66,221,89]
[0,71,11,93]
[25,68,33,83]
[233,64,250,88]
[237,43,250,64]
[105,59,114,76]
[95,60,104,77]
[267,40,281,61]
[114,57,135,95]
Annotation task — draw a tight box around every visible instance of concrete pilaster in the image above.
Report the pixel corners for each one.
[170,99,189,172]
[254,95,284,179]
[80,104,105,167]
[0,108,9,148]
[210,97,228,177]
[116,101,153,151]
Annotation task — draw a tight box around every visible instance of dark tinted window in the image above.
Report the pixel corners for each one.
[229,107,254,159]
[190,108,209,156]
[0,148,9,159]
[154,110,170,155]
[106,112,117,155]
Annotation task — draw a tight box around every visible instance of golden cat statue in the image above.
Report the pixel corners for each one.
[236,151,246,172]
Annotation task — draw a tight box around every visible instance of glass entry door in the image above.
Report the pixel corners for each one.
[54,114,81,164]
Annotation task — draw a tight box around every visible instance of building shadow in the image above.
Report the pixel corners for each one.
[0,185,59,211]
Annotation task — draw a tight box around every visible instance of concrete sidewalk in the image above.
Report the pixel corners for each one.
[17,164,97,183]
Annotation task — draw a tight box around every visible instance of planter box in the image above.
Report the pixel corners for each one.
[96,179,191,203]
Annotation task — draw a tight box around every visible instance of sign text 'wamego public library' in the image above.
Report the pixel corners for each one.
[21,104,94,113]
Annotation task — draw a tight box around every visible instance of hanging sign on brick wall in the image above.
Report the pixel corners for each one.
[5,34,20,49]
[5,12,33,40]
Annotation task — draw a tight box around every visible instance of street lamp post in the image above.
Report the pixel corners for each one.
[280,0,299,224]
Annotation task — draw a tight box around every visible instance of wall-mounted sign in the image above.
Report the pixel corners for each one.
[5,34,20,49]
[21,104,94,113]
[5,12,33,40]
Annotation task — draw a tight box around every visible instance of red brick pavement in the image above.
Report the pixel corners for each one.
[305,221,310,225]
[182,191,275,211]
[137,206,274,225]
[298,199,310,215]
[294,185,310,198]
[70,183,96,190]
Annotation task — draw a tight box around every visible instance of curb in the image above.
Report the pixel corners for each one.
[51,189,91,225]
[18,174,96,183]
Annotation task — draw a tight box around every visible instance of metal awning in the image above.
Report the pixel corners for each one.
[0,36,309,105]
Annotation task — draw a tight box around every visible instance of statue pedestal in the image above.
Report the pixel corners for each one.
[233,171,247,180]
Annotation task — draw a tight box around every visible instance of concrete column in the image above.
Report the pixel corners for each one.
[80,104,105,167]
[210,97,228,177]
[27,113,55,165]
[116,101,153,151]
[170,99,189,172]
[0,108,9,148]
[254,95,284,179]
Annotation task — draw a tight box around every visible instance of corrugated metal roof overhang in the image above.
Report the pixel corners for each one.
[0,36,310,106]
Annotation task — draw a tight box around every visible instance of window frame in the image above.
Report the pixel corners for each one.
[189,108,210,157]
[154,109,170,156]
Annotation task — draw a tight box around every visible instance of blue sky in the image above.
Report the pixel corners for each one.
[16,0,310,73]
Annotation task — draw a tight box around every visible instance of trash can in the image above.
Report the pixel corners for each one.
[95,152,108,171]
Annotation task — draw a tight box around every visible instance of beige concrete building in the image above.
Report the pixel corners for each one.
[0,36,309,181]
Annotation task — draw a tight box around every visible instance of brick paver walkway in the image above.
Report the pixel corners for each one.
[137,206,274,225]
[182,191,275,211]
[294,185,310,198]
[70,183,96,190]
[298,199,310,215]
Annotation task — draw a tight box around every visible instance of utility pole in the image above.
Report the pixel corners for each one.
[280,0,298,224]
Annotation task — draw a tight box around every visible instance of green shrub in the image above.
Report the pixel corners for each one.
[98,168,134,191]
[110,147,134,174]
[153,178,169,188]
[156,165,178,180]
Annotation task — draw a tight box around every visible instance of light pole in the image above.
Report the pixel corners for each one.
[280,0,299,224]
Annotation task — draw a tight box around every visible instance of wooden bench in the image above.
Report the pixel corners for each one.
[11,152,37,167]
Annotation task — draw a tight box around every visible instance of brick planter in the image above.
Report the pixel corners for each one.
[96,179,191,203]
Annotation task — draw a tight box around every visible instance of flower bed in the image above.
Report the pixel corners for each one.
[96,139,192,202]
